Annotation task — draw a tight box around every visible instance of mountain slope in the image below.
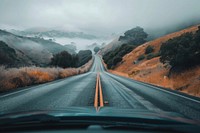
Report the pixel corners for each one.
[0,41,19,65]
[10,29,97,39]
[0,30,73,66]
[108,25,200,97]
[28,37,75,55]
[100,37,123,55]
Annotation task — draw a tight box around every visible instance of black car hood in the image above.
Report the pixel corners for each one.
[0,107,199,125]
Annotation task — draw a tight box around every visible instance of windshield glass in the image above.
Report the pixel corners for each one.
[0,0,200,127]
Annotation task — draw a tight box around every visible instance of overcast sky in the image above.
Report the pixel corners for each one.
[0,0,200,35]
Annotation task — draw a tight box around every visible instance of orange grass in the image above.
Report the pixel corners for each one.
[0,59,93,92]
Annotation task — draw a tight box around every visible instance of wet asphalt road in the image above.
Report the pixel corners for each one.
[0,55,200,121]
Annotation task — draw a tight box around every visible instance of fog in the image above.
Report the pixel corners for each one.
[0,0,200,36]
[47,37,113,51]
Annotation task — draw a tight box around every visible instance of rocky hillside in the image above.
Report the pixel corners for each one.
[105,25,200,97]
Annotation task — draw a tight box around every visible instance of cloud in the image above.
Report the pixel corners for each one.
[0,0,200,35]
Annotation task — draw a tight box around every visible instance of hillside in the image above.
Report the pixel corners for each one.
[10,29,97,39]
[101,27,148,56]
[0,41,19,65]
[100,37,122,55]
[0,30,73,66]
[107,25,200,97]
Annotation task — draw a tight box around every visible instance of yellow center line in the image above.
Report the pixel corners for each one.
[98,73,104,107]
[94,73,99,107]
[94,72,104,109]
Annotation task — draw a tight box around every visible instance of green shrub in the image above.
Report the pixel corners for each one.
[146,52,160,60]
[160,26,200,68]
[103,44,135,69]
[154,52,161,57]
[50,51,74,68]
[77,50,92,66]
[50,50,92,68]
[138,55,145,61]
[107,60,113,69]
[93,46,100,53]
[146,53,155,60]
[112,56,122,66]
[145,45,154,54]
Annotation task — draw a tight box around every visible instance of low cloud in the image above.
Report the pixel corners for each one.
[0,0,200,35]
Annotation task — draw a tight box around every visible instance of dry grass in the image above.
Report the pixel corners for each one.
[0,59,93,92]
[170,66,200,97]
[110,66,200,97]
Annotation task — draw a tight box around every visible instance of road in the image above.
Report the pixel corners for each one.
[0,55,200,121]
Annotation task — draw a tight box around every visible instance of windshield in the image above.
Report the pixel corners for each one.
[0,0,200,130]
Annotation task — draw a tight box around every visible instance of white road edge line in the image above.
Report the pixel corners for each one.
[0,88,31,98]
[107,72,200,104]
[143,83,200,104]
[110,77,163,112]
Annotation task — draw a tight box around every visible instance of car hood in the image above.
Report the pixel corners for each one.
[0,107,199,125]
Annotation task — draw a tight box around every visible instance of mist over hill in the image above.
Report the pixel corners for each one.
[10,29,98,40]
[0,29,74,66]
